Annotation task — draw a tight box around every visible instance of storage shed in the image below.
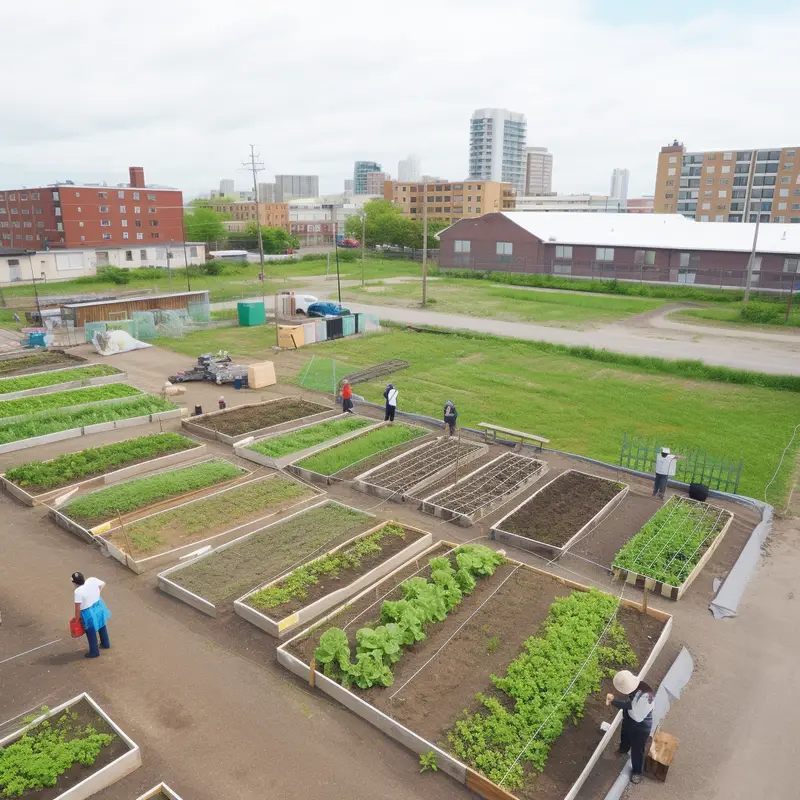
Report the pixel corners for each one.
[62,290,210,327]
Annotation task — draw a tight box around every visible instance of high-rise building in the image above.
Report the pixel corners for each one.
[344,179,354,195]
[610,168,630,201]
[654,141,800,223]
[385,179,515,222]
[219,178,234,197]
[274,175,319,202]
[468,108,527,195]
[366,171,390,195]
[258,182,277,203]
[354,161,381,195]
[398,155,420,182]
[524,147,553,196]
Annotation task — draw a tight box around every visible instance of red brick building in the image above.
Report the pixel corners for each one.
[0,167,183,250]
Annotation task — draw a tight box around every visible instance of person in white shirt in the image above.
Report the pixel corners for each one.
[383,383,398,422]
[72,572,112,659]
[606,670,656,784]
[652,447,685,500]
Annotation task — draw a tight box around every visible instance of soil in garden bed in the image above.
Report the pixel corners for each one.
[333,432,437,480]
[11,698,130,800]
[193,399,329,436]
[248,524,426,618]
[499,471,624,546]
[0,351,85,377]
[417,450,501,497]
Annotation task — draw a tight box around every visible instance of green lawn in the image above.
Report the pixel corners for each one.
[0,309,28,331]
[673,304,800,329]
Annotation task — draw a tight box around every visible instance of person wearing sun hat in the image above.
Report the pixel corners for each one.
[653,446,685,500]
[606,669,656,784]
[71,572,112,659]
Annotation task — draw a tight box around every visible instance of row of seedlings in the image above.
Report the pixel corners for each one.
[277,543,673,800]
[0,363,126,400]
[0,349,87,377]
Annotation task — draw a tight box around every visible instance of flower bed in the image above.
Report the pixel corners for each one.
[98,474,319,573]
[280,547,671,800]
[158,501,374,617]
[612,496,734,600]
[491,470,628,556]
[234,521,434,637]
[0,364,122,399]
[0,693,140,799]
[0,383,142,422]
[0,351,85,377]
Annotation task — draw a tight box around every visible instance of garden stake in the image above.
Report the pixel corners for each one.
[309,658,316,687]
[642,585,649,615]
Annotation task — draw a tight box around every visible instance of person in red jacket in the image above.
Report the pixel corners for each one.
[341,380,354,413]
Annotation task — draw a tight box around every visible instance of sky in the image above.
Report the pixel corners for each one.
[3,0,800,200]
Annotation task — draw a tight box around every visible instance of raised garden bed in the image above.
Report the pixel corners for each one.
[491,470,629,557]
[354,436,488,502]
[0,396,182,455]
[50,459,248,543]
[135,785,184,800]
[182,397,334,445]
[281,545,672,800]
[289,423,429,485]
[0,432,204,506]
[0,693,141,799]
[234,521,434,637]
[420,452,547,527]
[235,414,377,469]
[0,364,124,400]
[612,495,734,600]
[98,473,320,573]
[0,350,86,377]
[0,383,143,423]
[158,501,375,617]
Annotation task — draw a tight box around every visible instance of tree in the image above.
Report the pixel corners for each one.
[184,207,227,244]
[345,200,450,249]
[234,222,299,254]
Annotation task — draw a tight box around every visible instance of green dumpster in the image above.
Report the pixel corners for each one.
[237,301,266,326]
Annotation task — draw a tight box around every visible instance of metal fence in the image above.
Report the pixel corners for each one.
[619,432,742,493]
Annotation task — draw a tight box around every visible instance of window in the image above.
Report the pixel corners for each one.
[454,240,471,253]
[133,192,140,201]
[20,193,28,200]
[735,164,750,174]
[147,193,156,201]
[122,232,129,240]
[720,178,729,185]
[788,151,797,157]
[757,150,781,161]
[118,191,125,199]
[780,189,790,197]
[476,207,480,213]
[705,178,713,186]
[703,190,713,197]
[121,219,127,227]
[98,191,108,199]
[785,258,800,273]
[595,247,614,261]
[722,166,730,174]
[78,221,84,228]
[8,194,15,200]
[467,207,472,213]
[775,216,786,223]
[135,219,142,227]
[136,233,144,240]
[793,204,800,210]
[496,242,513,256]
[23,221,32,228]
[54,207,61,216]
[31,192,39,200]
[723,152,733,161]
[716,204,727,211]
[102,233,112,240]
[755,163,779,174]
[148,207,156,213]
[679,252,699,268]
[669,155,677,164]
[666,179,674,186]
[718,190,727,198]
[706,166,715,174]
[149,220,159,227]
[190,246,198,257]
[10,208,17,214]
[100,219,111,227]
[435,207,442,213]
[778,203,787,210]
[134,206,140,214]
[99,205,109,213]
[667,168,676,176]
[634,250,656,266]
[80,235,86,241]
[702,202,711,210]
[37,221,44,228]
[151,232,160,239]
[24,235,32,241]
[21,208,29,214]
[555,245,572,259]
[34,207,42,214]
[125,250,133,261]
[784,163,795,170]
[119,205,126,213]
[781,177,791,184]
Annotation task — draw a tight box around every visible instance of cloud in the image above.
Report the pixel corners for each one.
[3,0,799,198]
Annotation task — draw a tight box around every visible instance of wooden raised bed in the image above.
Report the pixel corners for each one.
[491,470,629,557]
[0,365,126,400]
[0,693,141,800]
[0,349,86,377]
[279,545,673,800]
[135,784,185,800]
[234,521,434,638]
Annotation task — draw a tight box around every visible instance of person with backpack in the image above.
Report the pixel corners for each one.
[443,400,458,435]
[383,383,398,422]
[606,670,656,784]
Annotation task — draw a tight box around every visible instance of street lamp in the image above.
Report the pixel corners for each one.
[360,212,366,286]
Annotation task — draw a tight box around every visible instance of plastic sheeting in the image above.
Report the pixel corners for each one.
[85,321,107,343]
[92,329,152,355]
[132,311,157,340]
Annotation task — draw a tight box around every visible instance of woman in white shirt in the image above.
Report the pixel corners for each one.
[606,670,656,785]
[383,383,398,422]
[72,572,112,659]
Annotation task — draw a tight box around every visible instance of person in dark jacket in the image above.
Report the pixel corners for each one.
[443,400,458,435]
[383,383,398,422]
[606,670,655,784]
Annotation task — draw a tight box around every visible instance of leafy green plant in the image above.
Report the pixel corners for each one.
[4,433,196,493]
[96,265,131,284]
[0,706,115,797]
[248,415,371,459]
[486,636,501,654]
[613,496,731,586]
[447,589,637,789]
[0,365,120,395]
[419,751,439,773]
[0,384,142,420]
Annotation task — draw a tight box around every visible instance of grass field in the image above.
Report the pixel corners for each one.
[673,304,800,329]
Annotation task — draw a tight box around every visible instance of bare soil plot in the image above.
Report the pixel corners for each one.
[0,350,86,377]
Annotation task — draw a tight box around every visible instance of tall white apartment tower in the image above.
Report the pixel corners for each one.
[610,168,630,201]
[468,108,527,194]
[219,178,235,196]
[398,155,421,182]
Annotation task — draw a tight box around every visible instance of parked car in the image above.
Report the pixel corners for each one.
[307,301,351,318]
[339,238,360,248]
[284,248,298,254]
[292,294,319,315]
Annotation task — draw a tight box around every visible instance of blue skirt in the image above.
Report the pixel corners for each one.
[81,598,112,632]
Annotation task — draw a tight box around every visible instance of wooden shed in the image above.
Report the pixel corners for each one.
[62,290,210,326]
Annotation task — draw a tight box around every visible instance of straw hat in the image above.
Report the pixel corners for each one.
[613,670,639,695]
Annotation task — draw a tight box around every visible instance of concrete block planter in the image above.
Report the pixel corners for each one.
[0,365,126,400]
[96,473,323,574]
[420,452,548,527]
[234,521,434,638]
[181,396,336,445]
[135,785,185,800]
[0,692,141,800]
[491,469,629,558]
[278,546,673,800]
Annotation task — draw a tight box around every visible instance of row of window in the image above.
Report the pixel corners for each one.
[410,207,481,215]
[0,221,44,228]
[0,190,159,203]
[0,192,41,201]
[396,184,482,192]
[100,232,160,240]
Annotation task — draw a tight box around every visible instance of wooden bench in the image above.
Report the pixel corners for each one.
[478,422,550,452]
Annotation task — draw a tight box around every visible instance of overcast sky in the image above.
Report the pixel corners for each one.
[4,0,799,199]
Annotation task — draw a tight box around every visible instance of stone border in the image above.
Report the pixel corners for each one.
[97,473,324,574]
[354,436,488,503]
[612,498,735,601]
[158,500,374,618]
[420,452,548,527]
[135,784,185,800]
[233,414,382,470]
[181,396,337,445]
[0,386,145,425]
[0,366,126,400]
[0,692,141,800]
[234,522,434,638]
[277,548,673,800]
[491,469,630,558]
[0,440,207,507]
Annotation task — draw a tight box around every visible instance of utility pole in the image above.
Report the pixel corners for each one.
[361,212,366,286]
[243,145,266,299]
[743,214,761,307]
[333,221,342,303]
[421,181,428,305]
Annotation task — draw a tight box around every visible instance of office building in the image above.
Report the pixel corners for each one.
[398,155,421,182]
[654,141,800,223]
[0,166,183,249]
[626,197,654,214]
[258,182,277,203]
[219,178,234,197]
[610,168,630,201]
[210,200,289,230]
[275,175,320,202]
[344,179,354,194]
[366,171,390,196]
[385,179,515,222]
[514,194,625,213]
[354,161,381,194]
[468,108,527,195]
[524,147,553,196]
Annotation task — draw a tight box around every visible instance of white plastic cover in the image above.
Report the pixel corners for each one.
[92,329,152,356]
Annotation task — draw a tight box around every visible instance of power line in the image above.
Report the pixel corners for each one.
[242,145,266,290]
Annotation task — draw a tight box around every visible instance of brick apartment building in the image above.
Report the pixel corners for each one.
[384,179,515,223]
[211,200,289,230]
[0,167,183,249]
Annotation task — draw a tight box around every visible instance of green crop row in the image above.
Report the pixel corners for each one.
[0,383,141,420]
[314,545,505,689]
[296,423,427,476]
[612,496,730,586]
[448,588,636,789]
[0,365,120,395]
[246,522,408,612]
[63,459,245,526]
[4,432,197,493]
[0,395,176,446]
[248,415,371,459]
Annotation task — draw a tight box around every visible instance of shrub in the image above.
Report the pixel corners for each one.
[96,265,131,285]
[739,302,786,324]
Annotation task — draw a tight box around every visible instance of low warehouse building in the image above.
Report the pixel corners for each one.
[62,290,210,326]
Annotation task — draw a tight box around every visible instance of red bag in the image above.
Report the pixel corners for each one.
[69,617,85,638]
